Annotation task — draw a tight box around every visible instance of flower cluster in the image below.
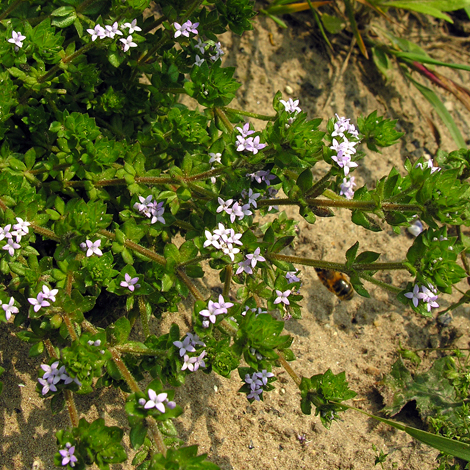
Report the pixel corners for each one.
[216,197,252,223]
[38,361,81,395]
[236,247,266,275]
[330,116,360,174]
[280,98,301,114]
[87,20,140,51]
[8,30,26,51]
[199,294,234,327]
[404,283,439,312]
[28,285,58,313]
[59,442,77,468]
[193,39,224,67]
[133,195,166,224]
[140,389,176,413]
[246,170,276,186]
[174,333,207,372]
[1,297,18,321]
[208,152,222,184]
[245,370,274,401]
[204,223,243,261]
[120,273,140,292]
[236,123,267,155]
[242,306,267,316]
[339,176,356,200]
[1,217,31,256]
[174,20,199,39]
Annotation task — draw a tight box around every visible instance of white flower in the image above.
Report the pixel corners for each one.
[144,389,168,413]
[194,55,205,67]
[87,24,105,41]
[28,293,50,312]
[274,290,291,306]
[2,297,18,321]
[120,273,140,292]
[280,98,301,114]
[120,35,137,52]
[105,22,123,39]
[2,238,20,256]
[0,224,12,241]
[42,285,59,303]
[85,239,102,257]
[122,19,142,34]
[8,31,26,49]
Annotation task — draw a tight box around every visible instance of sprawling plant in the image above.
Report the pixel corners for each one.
[1,0,470,468]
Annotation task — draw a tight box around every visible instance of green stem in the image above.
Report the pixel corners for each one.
[177,253,210,268]
[177,268,205,301]
[257,197,423,213]
[306,170,333,198]
[139,297,150,339]
[142,16,166,34]
[30,222,61,242]
[98,229,167,266]
[357,273,403,294]
[159,87,187,94]
[221,107,276,121]
[214,107,234,132]
[0,0,25,21]
[268,253,407,272]
[223,265,232,298]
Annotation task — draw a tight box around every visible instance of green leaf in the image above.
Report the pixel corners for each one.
[107,317,131,345]
[29,341,44,357]
[380,1,454,22]
[130,422,147,449]
[296,168,313,193]
[345,242,359,267]
[407,76,466,148]
[355,251,380,264]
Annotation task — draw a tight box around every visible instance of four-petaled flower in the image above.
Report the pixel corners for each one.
[145,389,168,413]
[42,285,59,302]
[8,31,26,50]
[105,21,123,39]
[246,247,266,268]
[120,35,137,52]
[59,442,78,467]
[2,238,20,256]
[120,273,140,292]
[28,292,50,312]
[87,24,105,41]
[194,55,205,67]
[280,98,301,114]
[85,239,102,257]
[123,19,142,34]
[2,297,18,321]
[274,290,291,306]
[404,284,424,308]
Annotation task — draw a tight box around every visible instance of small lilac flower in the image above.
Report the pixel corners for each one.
[144,389,168,413]
[85,239,102,257]
[13,217,30,236]
[2,297,18,321]
[138,398,147,406]
[38,377,57,395]
[195,38,207,54]
[274,290,291,306]
[204,230,221,249]
[229,202,244,222]
[122,19,142,34]
[209,152,222,164]
[2,238,20,256]
[216,197,233,214]
[245,373,262,389]
[42,285,59,302]
[87,339,101,347]
[174,22,186,38]
[404,284,425,308]
[280,98,301,114]
[246,136,267,154]
[246,189,261,208]
[247,387,263,400]
[194,55,205,67]
[105,22,123,39]
[28,293,50,312]
[0,224,12,241]
[87,24,105,41]
[236,258,253,275]
[213,294,234,312]
[236,123,255,138]
[416,159,441,174]
[256,369,274,386]
[173,335,196,357]
[222,244,240,261]
[339,176,356,200]
[236,135,250,152]
[183,20,199,35]
[120,35,137,52]
[120,273,140,292]
[8,31,26,50]
[59,442,77,467]
[210,42,224,61]
[246,247,266,268]
[286,271,300,283]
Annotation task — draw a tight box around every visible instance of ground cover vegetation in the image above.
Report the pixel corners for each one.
[2,0,470,468]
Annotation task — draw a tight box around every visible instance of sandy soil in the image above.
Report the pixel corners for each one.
[2,7,470,470]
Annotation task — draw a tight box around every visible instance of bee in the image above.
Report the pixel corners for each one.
[314,268,354,301]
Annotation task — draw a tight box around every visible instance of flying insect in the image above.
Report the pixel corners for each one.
[315,268,354,300]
